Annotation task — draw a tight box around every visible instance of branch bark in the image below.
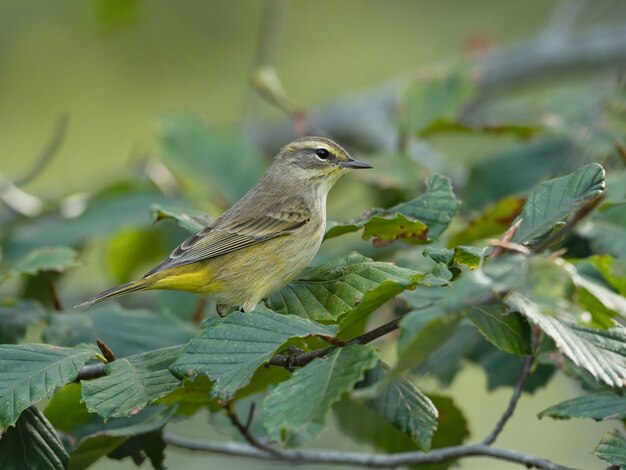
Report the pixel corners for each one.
[249,20,626,160]
[162,433,570,469]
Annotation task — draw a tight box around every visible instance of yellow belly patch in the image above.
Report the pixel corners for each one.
[147,264,223,294]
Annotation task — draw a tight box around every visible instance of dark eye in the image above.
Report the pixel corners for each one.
[315,148,330,160]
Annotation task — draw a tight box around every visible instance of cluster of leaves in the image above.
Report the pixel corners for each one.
[1,66,626,470]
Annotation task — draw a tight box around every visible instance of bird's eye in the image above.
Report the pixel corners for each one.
[315,148,330,160]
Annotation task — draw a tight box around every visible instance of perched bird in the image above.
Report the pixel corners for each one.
[76,136,372,314]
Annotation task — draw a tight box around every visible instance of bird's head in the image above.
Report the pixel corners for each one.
[272,136,372,189]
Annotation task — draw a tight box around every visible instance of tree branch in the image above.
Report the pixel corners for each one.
[482,354,532,446]
[162,433,570,469]
[268,315,403,369]
[249,20,626,159]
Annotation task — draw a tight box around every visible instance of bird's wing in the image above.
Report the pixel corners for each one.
[143,210,310,277]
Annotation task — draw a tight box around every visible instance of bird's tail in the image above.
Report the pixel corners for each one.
[74,279,152,308]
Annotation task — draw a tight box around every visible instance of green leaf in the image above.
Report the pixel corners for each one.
[170,310,335,399]
[0,406,68,470]
[108,431,165,470]
[265,253,422,324]
[396,307,463,376]
[580,202,626,260]
[588,255,626,296]
[594,430,626,467]
[45,385,176,470]
[150,204,212,234]
[428,394,470,450]
[402,68,476,136]
[8,246,79,277]
[360,365,438,450]
[0,344,96,430]
[0,301,46,344]
[539,392,626,421]
[467,304,531,355]
[453,246,484,270]
[81,346,183,419]
[157,115,264,205]
[44,303,195,358]
[448,196,526,246]
[509,292,626,388]
[335,398,421,454]
[261,344,378,446]
[325,175,460,245]
[513,163,606,245]
[464,138,580,211]
[420,120,541,139]
[362,213,428,246]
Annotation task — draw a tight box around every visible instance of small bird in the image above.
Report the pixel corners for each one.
[76,136,372,314]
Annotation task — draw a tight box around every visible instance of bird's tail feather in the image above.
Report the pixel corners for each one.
[74,279,151,308]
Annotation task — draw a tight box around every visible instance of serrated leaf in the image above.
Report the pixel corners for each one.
[360,365,438,450]
[170,310,335,399]
[448,196,526,246]
[539,392,626,421]
[0,301,46,344]
[8,246,79,277]
[513,163,606,246]
[266,253,422,325]
[81,346,183,419]
[509,292,626,388]
[0,406,68,470]
[467,304,531,355]
[0,344,96,430]
[325,175,460,246]
[157,115,264,205]
[594,430,626,467]
[45,385,176,470]
[261,344,378,446]
[44,303,194,358]
[150,204,212,234]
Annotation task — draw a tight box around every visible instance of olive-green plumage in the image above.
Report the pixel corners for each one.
[76,137,372,313]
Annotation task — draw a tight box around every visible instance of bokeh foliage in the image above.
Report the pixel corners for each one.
[2,9,626,470]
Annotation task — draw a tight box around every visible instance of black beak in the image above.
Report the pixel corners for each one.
[340,159,373,169]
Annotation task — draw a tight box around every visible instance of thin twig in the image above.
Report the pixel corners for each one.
[162,433,569,469]
[224,402,286,458]
[268,315,403,369]
[482,354,533,446]
[13,114,69,187]
[49,281,64,311]
[489,219,523,259]
[192,297,208,325]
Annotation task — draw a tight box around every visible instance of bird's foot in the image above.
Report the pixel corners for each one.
[216,304,229,318]
[286,345,304,372]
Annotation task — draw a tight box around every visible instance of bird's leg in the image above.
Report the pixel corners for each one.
[286,345,304,372]
[216,304,229,318]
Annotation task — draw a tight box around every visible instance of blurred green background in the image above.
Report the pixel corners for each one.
[1,1,623,468]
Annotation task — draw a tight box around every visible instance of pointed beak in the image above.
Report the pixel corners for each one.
[340,158,373,169]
